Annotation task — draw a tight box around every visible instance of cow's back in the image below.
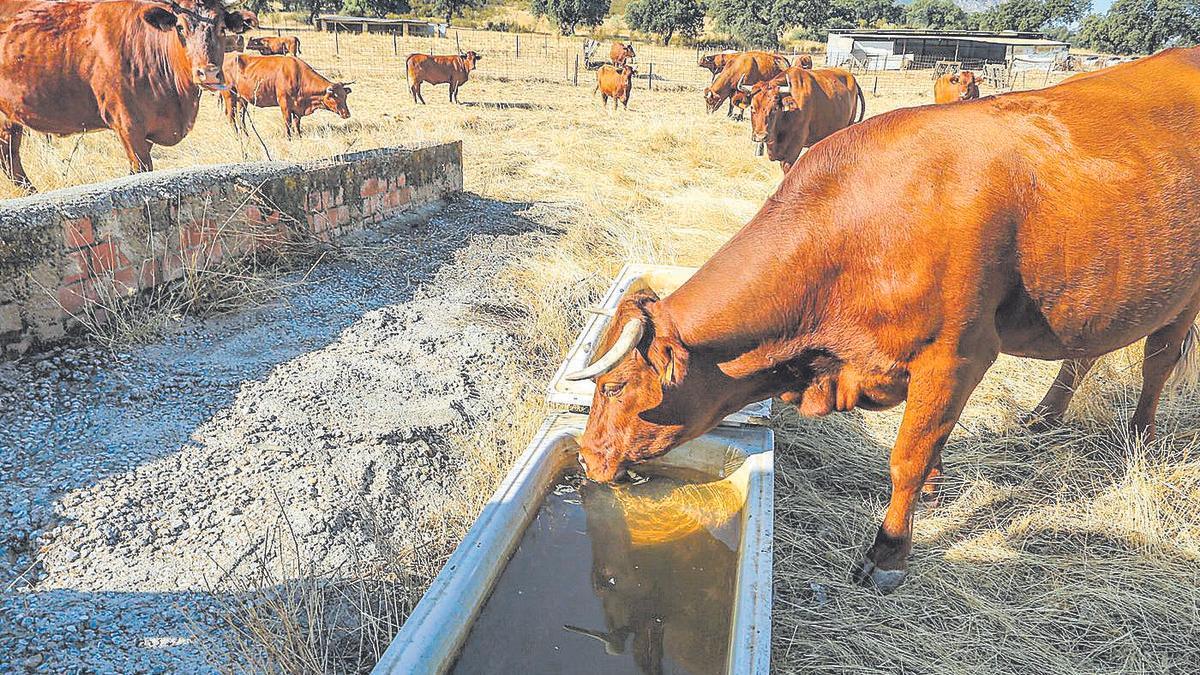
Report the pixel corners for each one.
[789,68,859,139]
[0,0,196,138]
[408,53,462,85]
[678,48,1200,357]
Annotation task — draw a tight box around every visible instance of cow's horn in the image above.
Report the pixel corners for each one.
[737,76,753,94]
[584,307,615,317]
[564,318,644,381]
[777,85,791,94]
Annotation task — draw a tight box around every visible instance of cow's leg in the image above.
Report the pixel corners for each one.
[0,122,32,191]
[294,114,303,138]
[1024,357,1097,430]
[410,83,422,105]
[115,127,153,173]
[1130,308,1200,440]
[856,337,996,592]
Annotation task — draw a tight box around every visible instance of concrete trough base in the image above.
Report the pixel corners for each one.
[372,412,774,674]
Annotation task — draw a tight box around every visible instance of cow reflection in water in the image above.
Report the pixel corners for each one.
[565,480,739,675]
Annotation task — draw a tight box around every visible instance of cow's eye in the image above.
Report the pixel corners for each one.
[600,382,625,397]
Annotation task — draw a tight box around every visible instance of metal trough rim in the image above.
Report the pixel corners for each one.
[372,412,774,675]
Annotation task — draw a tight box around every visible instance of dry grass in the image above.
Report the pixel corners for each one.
[11,32,1178,670]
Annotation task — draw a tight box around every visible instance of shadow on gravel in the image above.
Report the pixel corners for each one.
[0,192,553,567]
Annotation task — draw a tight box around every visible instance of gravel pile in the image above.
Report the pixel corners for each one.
[0,196,552,672]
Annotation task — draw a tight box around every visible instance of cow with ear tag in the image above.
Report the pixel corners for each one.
[743,66,864,174]
[566,47,1200,593]
[0,0,246,187]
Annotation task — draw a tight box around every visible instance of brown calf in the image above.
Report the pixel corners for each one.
[594,64,636,110]
[609,42,635,67]
[933,70,981,104]
[221,54,351,138]
[406,51,481,104]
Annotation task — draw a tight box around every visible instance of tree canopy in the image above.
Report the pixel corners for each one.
[905,0,970,28]
[626,0,706,45]
[531,0,612,34]
[1079,0,1199,53]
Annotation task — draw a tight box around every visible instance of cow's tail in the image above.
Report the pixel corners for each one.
[854,83,866,123]
[294,38,301,55]
[405,54,416,82]
[1170,321,1200,389]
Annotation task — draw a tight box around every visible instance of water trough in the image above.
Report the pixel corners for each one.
[373,265,776,675]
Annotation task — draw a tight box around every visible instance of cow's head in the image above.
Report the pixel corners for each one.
[245,36,264,50]
[949,71,981,100]
[796,54,813,69]
[617,65,637,85]
[143,0,244,88]
[321,82,353,118]
[698,54,717,73]
[703,86,723,113]
[462,50,482,70]
[566,290,751,483]
[745,77,794,144]
[621,43,635,59]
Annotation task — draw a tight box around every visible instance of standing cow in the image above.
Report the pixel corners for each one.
[563,48,1200,593]
[743,67,865,173]
[594,64,635,110]
[934,70,981,104]
[0,0,248,189]
[221,54,351,138]
[609,42,635,68]
[246,35,300,56]
[703,51,789,119]
[406,51,481,104]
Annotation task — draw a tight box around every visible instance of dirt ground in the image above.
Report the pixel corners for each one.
[3,63,1198,674]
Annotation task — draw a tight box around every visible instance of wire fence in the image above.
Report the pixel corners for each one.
[247,22,1074,98]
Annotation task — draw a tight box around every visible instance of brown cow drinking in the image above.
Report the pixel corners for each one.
[565,48,1200,593]
[406,51,481,104]
[0,0,249,189]
[220,54,351,138]
[594,64,636,111]
[246,35,299,56]
[934,70,981,104]
[743,67,865,173]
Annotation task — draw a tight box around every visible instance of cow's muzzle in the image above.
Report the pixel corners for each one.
[196,65,224,89]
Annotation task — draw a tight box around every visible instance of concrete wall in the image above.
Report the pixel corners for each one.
[0,141,463,354]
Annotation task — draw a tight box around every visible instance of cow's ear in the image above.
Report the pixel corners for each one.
[781,95,799,111]
[142,5,178,31]
[649,339,688,388]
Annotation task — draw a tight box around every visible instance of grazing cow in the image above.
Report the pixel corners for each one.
[703,51,789,118]
[0,0,248,189]
[743,67,864,173]
[933,70,981,104]
[697,50,738,77]
[223,33,244,53]
[406,51,481,104]
[564,48,1200,593]
[609,41,635,67]
[220,54,351,138]
[594,64,635,110]
[246,35,299,56]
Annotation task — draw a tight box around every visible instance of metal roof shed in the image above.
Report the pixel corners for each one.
[826,29,1069,69]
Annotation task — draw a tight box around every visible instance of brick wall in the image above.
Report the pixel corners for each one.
[0,141,463,354]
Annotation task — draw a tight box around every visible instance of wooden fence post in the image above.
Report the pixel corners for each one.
[515,34,520,59]
[573,54,579,86]
[392,30,398,56]
[648,62,654,90]
[334,25,339,55]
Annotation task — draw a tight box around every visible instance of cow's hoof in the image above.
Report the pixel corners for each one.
[853,559,907,594]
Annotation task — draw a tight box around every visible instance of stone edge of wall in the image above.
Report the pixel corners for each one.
[0,141,464,353]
